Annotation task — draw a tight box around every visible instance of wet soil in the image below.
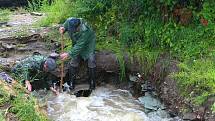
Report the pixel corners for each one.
[148,55,215,121]
[0,13,57,70]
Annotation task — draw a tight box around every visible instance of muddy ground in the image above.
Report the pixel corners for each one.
[0,12,53,68]
[0,12,122,89]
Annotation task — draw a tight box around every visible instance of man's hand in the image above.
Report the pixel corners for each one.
[60,52,69,60]
[50,86,59,95]
[25,80,32,92]
[59,27,65,34]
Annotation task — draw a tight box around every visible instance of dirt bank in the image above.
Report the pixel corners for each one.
[149,55,215,121]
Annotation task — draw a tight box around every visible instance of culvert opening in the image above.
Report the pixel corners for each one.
[74,90,92,97]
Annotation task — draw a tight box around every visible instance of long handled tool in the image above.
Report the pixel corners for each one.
[60,34,64,92]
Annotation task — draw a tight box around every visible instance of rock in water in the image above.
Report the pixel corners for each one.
[138,92,165,112]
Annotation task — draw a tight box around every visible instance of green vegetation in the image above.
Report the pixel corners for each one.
[172,59,215,106]
[0,111,5,121]
[0,85,10,105]
[0,83,47,121]
[212,103,215,113]
[11,94,47,121]
[0,9,11,23]
[26,0,215,111]
[27,0,83,26]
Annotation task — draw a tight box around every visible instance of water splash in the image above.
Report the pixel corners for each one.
[45,85,181,121]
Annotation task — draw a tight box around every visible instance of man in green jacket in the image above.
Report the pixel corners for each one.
[59,17,96,90]
[12,54,59,94]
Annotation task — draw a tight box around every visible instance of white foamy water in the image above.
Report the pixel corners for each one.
[46,85,181,121]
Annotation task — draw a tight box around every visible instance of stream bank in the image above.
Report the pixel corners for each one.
[0,11,214,121]
[147,55,215,121]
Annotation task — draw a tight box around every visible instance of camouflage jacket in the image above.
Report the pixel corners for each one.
[12,55,55,86]
[63,17,96,60]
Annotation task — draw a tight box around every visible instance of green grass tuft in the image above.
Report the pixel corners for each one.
[172,59,215,106]
[212,103,215,113]
[38,0,85,26]
[0,82,48,121]
[0,9,11,23]
[97,39,160,81]
[11,94,47,121]
[0,111,5,121]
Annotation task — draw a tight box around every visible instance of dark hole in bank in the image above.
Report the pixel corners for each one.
[74,90,92,97]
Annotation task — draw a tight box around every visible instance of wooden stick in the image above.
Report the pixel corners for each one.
[60,34,64,92]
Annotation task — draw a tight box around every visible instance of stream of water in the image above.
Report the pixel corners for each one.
[36,85,182,121]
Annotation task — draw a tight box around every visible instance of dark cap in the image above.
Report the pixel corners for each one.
[68,18,81,33]
[45,58,57,72]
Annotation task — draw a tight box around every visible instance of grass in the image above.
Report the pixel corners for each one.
[96,39,160,80]
[38,0,84,26]
[0,84,10,105]
[127,42,160,75]
[11,94,47,121]
[96,39,126,80]
[0,82,48,121]
[0,9,11,23]
[172,59,215,106]
[212,103,215,113]
[0,111,5,121]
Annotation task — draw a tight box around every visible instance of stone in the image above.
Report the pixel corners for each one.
[1,43,16,49]
[183,112,197,120]
[30,12,43,16]
[138,92,165,112]
[0,22,7,27]
[148,109,171,119]
[129,75,138,82]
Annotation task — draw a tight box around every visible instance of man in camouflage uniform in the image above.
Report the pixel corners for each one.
[59,17,96,90]
[12,54,59,94]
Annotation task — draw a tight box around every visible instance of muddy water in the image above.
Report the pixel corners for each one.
[44,85,181,121]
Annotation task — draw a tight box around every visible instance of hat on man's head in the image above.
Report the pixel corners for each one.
[68,18,81,33]
[45,57,57,72]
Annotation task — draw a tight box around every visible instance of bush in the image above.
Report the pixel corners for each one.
[172,59,215,106]
[38,0,86,26]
